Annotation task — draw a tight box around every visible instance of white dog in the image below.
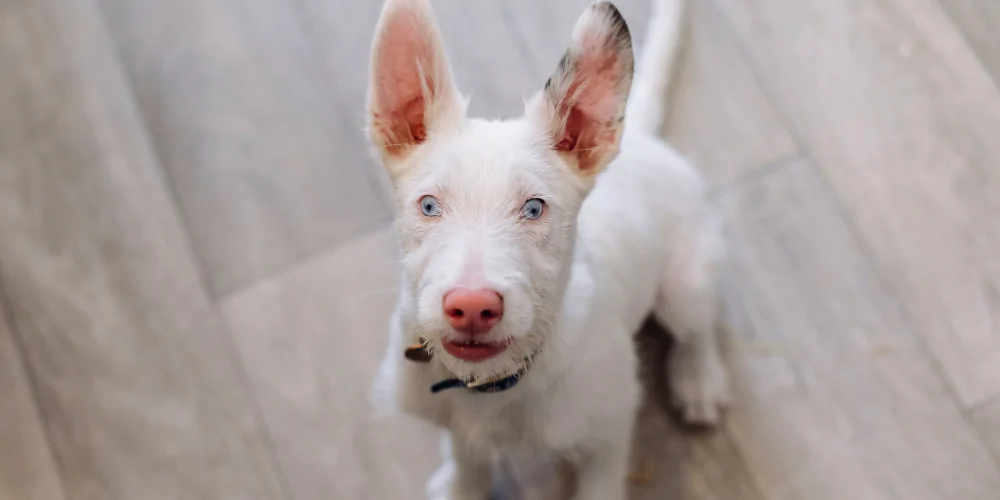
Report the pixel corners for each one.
[368,0,730,498]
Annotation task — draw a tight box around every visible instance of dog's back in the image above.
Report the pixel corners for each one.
[574,0,712,338]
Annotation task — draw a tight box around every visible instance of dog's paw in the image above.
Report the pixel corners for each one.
[668,348,730,429]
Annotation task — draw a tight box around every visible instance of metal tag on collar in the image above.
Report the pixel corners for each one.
[404,342,432,362]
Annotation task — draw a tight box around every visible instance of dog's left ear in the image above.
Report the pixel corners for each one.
[529,2,634,177]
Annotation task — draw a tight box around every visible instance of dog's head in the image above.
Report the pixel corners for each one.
[368,0,633,381]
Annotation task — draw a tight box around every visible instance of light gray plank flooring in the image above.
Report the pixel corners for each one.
[972,398,1000,462]
[661,0,798,186]
[0,0,288,498]
[940,0,1000,85]
[2,0,1000,498]
[419,0,543,118]
[713,0,1000,409]
[0,292,65,500]
[96,0,393,296]
[717,159,1000,499]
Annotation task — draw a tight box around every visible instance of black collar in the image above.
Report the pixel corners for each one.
[404,340,533,394]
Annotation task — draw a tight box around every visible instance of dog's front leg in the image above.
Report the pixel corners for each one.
[572,426,632,500]
[426,433,492,500]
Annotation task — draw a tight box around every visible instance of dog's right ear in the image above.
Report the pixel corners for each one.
[367,0,464,174]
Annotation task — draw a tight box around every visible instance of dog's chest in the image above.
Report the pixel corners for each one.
[445,388,582,458]
[447,395,539,451]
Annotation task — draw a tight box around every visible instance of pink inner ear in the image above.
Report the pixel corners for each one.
[373,10,436,153]
[554,35,625,171]
[571,33,624,124]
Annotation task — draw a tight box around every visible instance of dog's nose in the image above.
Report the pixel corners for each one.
[442,288,504,335]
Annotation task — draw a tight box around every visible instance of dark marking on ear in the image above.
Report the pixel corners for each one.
[538,1,636,174]
[545,51,577,112]
[595,2,631,49]
[594,2,634,84]
[556,52,574,80]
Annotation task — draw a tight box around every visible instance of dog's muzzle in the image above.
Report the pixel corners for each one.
[404,339,537,394]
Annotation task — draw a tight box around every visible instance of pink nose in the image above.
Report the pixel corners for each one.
[442,288,504,335]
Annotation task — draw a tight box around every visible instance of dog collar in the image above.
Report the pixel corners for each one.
[404,340,533,394]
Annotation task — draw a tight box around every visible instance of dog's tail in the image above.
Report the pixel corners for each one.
[626,0,685,136]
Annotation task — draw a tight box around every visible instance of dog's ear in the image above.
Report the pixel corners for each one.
[367,0,464,172]
[529,2,634,177]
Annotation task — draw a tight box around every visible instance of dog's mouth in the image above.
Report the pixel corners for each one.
[441,338,509,362]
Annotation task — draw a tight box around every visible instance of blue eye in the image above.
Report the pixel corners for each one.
[521,198,545,220]
[418,195,442,217]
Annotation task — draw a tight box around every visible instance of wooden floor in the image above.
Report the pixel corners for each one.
[2,0,1000,498]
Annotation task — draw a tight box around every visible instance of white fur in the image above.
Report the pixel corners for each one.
[367,0,730,498]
